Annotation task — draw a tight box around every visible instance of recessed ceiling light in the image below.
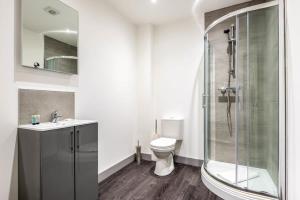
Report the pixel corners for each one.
[151,0,157,4]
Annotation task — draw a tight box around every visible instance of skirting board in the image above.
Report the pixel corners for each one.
[98,154,135,183]
[141,153,203,167]
[98,153,203,183]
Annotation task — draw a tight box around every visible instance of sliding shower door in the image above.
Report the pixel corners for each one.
[203,4,280,198]
[237,6,279,195]
[235,12,249,190]
[204,15,238,185]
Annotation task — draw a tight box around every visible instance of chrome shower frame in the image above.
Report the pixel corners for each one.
[223,24,236,137]
[202,0,286,199]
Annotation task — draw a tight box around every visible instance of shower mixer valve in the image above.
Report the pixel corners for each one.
[218,86,236,95]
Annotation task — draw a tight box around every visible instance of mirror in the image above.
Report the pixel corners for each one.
[22,0,78,74]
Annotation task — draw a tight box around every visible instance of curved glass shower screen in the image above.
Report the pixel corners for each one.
[203,5,279,197]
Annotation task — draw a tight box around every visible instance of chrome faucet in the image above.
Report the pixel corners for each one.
[51,111,62,123]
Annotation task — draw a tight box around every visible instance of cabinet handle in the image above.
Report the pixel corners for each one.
[76,130,80,149]
[70,131,74,152]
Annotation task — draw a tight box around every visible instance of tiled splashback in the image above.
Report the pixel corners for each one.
[19,89,75,124]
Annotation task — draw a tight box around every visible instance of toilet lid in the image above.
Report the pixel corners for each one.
[150,137,176,149]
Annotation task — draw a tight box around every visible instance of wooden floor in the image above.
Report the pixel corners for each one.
[98,160,223,200]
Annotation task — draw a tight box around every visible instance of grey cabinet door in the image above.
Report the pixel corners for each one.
[41,127,75,200]
[75,123,98,200]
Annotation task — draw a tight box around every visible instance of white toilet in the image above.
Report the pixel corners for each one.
[150,118,183,176]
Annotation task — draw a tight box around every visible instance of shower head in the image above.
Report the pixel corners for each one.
[224,29,231,42]
[224,25,235,38]
[224,29,230,34]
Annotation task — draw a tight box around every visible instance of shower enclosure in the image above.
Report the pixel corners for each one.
[202,1,285,200]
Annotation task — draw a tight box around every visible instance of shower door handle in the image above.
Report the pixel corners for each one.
[202,94,208,108]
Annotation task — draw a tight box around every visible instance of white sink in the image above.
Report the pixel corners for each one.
[18,119,97,131]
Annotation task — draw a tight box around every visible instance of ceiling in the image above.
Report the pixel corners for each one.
[104,0,195,25]
[104,0,251,25]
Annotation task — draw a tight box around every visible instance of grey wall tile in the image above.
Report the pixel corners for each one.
[44,36,78,74]
[19,89,75,124]
[205,0,271,28]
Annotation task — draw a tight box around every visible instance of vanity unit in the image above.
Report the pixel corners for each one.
[18,120,98,200]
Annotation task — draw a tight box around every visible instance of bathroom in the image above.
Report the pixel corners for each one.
[0,0,299,199]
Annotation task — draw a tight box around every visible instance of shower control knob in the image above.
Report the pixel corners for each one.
[218,87,227,95]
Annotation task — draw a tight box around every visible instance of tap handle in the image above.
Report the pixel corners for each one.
[51,111,57,117]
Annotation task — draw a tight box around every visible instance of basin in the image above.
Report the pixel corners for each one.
[18,119,96,131]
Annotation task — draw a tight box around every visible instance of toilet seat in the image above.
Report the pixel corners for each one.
[150,137,176,152]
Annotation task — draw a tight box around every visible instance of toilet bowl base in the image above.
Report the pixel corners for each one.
[154,153,174,176]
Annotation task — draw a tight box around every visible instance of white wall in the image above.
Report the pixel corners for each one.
[22,28,44,68]
[151,18,205,159]
[135,18,205,159]
[136,25,156,153]
[0,0,18,199]
[286,0,300,199]
[63,0,138,174]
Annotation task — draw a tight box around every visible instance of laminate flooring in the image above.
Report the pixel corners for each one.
[98,160,223,200]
